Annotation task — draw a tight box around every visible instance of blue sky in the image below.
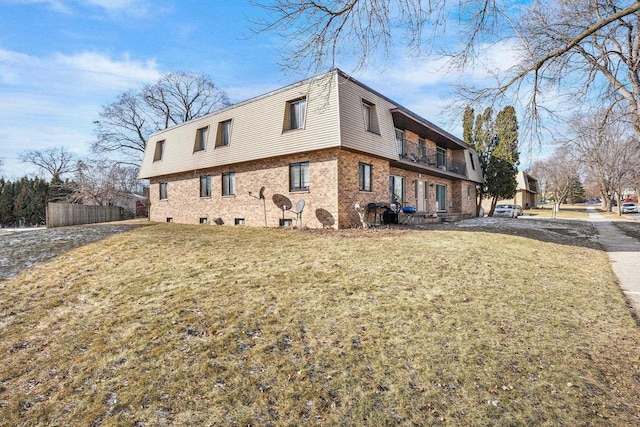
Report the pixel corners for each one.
[0,0,526,180]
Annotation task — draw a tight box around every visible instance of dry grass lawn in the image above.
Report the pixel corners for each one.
[1,224,639,426]
[524,205,591,219]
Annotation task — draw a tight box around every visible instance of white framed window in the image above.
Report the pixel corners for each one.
[200,175,211,198]
[359,163,372,192]
[389,175,404,206]
[222,172,235,196]
[284,98,307,130]
[153,140,165,161]
[362,100,380,133]
[290,161,310,192]
[436,184,447,212]
[216,120,232,147]
[395,129,405,157]
[418,137,426,158]
[159,182,168,200]
[436,147,447,169]
[194,127,208,152]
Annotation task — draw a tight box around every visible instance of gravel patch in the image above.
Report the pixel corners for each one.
[0,222,147,280]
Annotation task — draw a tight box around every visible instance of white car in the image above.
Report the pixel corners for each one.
[621,202,639,214]
[494,204,518,218]
[515,205,523,217]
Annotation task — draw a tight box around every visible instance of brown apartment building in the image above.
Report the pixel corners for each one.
[138,69,484,229]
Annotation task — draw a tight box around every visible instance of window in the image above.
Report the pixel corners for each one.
[436,184,447,212]
[362,100,380,133]
[159,182,168,200]
[469,152,476,170]
[222,172,236,196]
[194,127,209,152]
[153,140,165,161]
[284,98,307,130]
[289,161,310,192]
[418,137,426,158]
[199,217,208,224]
[467,185,472,201]
[216,120,232,147]
[234,218,245,226]
[395,129,405,157]
[389,175,404,206]
[359,163,372,192]
[436,147,447,168]
[200,175,211,198]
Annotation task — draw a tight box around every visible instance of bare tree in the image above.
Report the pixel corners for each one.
[251,1,640,140]
[142,72,231,129]
[530,147,580,217]
[72,158,142,208]
[93,91,153,167]
[565,110,640,213]
[93,72,230,167]
[19,146,78,180]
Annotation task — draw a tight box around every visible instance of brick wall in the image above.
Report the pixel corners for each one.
[149,149,340,228]
[148,146,478,229]
[336,150,390,228]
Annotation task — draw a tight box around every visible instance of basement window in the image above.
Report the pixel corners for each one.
[234,218,245,226]
[166,217,173,223]
[199,217,208,224]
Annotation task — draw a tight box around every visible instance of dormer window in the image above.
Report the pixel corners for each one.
[362,99,380,134]
[153,140,165,161]
[284,97,306,131]
[216,119,232,147]
[194,126,209,152]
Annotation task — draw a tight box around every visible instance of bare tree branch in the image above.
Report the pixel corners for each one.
[93,72,230,167]
[19,146,78,180]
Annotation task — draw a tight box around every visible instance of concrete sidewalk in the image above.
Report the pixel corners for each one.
[587,207,640,318]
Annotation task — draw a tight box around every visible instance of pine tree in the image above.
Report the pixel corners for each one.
[0,180,15,227]
[465,106,519,216]
[462,106,475,145]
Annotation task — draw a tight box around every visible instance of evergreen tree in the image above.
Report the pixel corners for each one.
[465,106,519,216]
[31,178,49,225]
[13,178,31,227]
[0,180,15,227]
[494,106,519,165]
[462,106,475,145]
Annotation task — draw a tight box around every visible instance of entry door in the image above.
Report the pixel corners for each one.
[416,179,426,212]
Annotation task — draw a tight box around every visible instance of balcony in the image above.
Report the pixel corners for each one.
[396,138,467,176]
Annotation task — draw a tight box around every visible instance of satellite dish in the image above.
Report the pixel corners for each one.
[294,199,305,214]
[259,186,265,200]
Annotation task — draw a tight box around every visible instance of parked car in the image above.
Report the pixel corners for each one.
[621,202,639,214]
[494,204,518,218]
[515,205,523,217]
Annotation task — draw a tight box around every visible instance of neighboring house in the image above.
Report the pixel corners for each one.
[482,171,539,213]
[138,69,484,229]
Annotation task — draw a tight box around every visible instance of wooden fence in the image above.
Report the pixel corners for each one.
[46,203,123,228]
